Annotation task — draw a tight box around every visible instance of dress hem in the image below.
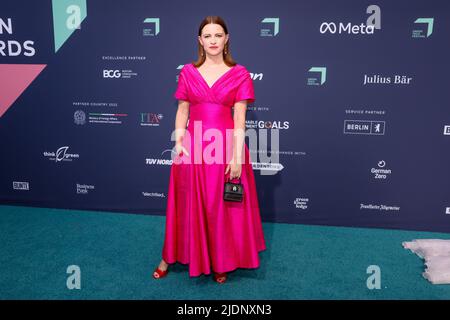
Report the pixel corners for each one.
[163,246,267,278]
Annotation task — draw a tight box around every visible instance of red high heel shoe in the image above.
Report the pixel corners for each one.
[213,272,227,284]
[152,267,169,279]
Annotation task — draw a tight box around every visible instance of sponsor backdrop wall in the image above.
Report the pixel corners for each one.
[1,0,450,232]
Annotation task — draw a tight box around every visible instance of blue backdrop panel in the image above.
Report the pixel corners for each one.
[1,0,449,232]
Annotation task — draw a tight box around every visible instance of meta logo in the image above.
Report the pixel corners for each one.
[103,70,121,78]
[320,5,380,35]
[320,22,375,35]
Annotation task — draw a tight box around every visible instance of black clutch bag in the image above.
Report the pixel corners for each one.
[224,177,244,202]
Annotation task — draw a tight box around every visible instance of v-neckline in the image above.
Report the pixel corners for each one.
[191,63,237,89]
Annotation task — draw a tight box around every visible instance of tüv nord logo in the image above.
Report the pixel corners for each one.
[320,5,380,35]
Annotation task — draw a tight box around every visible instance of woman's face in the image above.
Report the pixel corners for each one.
[198,23,229,57]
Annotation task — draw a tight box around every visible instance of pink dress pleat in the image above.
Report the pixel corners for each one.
[162,62,266,277]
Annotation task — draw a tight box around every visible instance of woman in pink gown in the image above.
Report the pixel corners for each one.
[153,16,266,284]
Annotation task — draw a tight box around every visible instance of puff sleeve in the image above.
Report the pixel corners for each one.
[234,70,255,104]
[174,66,189,102]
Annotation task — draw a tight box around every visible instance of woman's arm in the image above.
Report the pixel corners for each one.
[175,100,189,144]
[232,101,247,164]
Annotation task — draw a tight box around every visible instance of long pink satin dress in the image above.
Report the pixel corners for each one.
[162,62,266,277]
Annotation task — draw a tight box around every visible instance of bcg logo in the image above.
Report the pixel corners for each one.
[103,70,121,78]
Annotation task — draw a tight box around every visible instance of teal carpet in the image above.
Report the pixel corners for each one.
[1,204,450,300]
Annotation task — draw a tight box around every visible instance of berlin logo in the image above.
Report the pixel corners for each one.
[443,125,450,135]
[344,120,385,135]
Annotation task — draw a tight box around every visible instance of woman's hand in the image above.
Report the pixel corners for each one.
[225,157,242,180]
[175,142,189,157]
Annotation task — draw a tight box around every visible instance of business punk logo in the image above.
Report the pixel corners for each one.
[76,183,95,194]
